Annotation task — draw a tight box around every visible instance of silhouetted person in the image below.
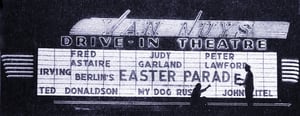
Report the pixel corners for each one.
[190,83,211,107]
[238,64,254,107]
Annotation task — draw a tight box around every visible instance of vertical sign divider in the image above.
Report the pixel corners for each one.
[135,50,137,96]
[54,48,56,87]
[119,50,121,97]
[70,49,72,90]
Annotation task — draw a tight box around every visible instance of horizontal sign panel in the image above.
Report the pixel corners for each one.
[281,58,299,83]
[1,54,34,78]
[58,36,268,51]
[37,48,277,98]
[70,18,289,39]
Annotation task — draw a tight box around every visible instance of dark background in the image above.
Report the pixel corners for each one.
[1,0,300,115]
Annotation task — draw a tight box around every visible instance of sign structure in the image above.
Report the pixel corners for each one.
[37,48,277,98]
[70,18,290,39]
[37,13,288,98]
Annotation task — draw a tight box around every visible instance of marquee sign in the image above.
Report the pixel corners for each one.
[70,18,290,39]
[37,11,289,98]
[37,48,277,98]
[60,36,268,51]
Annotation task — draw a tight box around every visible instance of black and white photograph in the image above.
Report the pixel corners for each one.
[0,0,300,115]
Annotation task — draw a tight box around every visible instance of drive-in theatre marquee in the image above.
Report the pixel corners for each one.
[37,11,290,98]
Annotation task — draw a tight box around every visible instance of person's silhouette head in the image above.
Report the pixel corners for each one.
[245,64,251,72]
[195,83,202,89]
